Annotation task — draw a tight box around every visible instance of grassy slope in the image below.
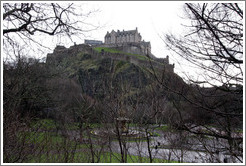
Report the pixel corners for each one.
[93,47,149,61]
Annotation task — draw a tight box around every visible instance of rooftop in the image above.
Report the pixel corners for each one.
[105,28,139,37]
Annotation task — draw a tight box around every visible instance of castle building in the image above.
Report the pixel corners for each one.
[104,28,152,57]
[47,28,174,72]
[105,27,142,44]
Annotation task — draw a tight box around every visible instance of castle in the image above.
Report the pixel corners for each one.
[47,28,174,72]
[100,28,152,57]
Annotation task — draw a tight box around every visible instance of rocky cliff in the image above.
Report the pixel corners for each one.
[45,44,184,100]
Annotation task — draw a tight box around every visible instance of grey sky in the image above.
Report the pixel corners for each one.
[2,1,194,79]
[83,1,185,57]
[60,1,190,77]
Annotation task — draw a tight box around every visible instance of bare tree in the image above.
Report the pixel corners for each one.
[3,3,100,162]
[3,2,99,60]
[161,3,243,163]
[165,3,243,87]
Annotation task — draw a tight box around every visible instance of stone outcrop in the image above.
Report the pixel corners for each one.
[46,44,174,72]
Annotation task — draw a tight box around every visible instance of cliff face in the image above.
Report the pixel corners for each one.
[77,58,150,98]
[38,43,195,125]
[45,44,183,100]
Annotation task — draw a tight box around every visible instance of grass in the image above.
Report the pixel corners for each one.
[94,47,123,54]
[20,119,104,152]
[97,152,179,163]
[27,151,178,163]
[236,129,243,133]
[93,47,149,61]
[19,130,102,163]
[31,118,104,131]
[30,119,57,130]
[22,130,162,162]
[19,131,99,151]
[20,120,179,163]
[24,131,63,144]
[22,130,179,163]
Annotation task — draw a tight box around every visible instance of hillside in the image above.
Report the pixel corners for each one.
[3,42,242,164]
[46,44,185,100]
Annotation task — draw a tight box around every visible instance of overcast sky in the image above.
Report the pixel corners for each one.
[2,1,243,87]
[66,1,190,77]
[2,1,194,79]
[83,1,185,57]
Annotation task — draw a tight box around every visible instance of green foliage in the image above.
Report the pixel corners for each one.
[114,61,130,74]
[93,47,149,61]
[155,125,170,132]
[27,151,178,163]
[96,152,179,163]
[30,118,104,131]
[87,123,103,128]
[94,47,123,54]
[22,131,64,145]
[30,119,57,130]
[20,119,178,163]
[59,54,99,78]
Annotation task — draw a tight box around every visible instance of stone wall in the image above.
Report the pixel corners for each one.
[46,44,174,72]
[96,42,152,57]
[46,44,92,64]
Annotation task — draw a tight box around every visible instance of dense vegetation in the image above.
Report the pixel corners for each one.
[3,46,243,163]
[3,2,243,163]
[93,47,149,61]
